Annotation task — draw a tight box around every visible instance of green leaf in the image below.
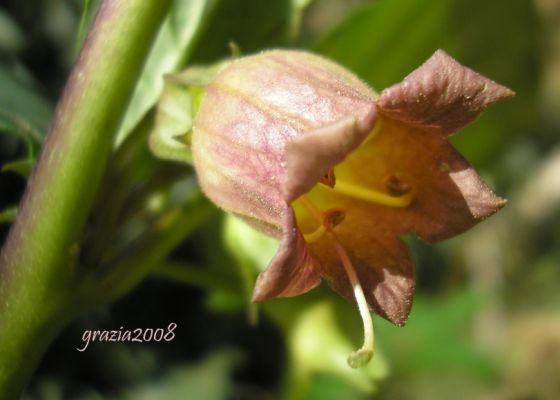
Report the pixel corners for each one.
[0,207,17,224]
[0,8,25,53]
[116,0,220,145]
[0,66,53,133]
[189,0,293,63]
[314,0,449,90]
[445,0,540,165]
[0,111,44,146]
[288,0,316,41]
[2,159,35,179]
[152,261,237,293]
[75,0,101,54]
[288,301,389,398]
[376,291,496,379]
[222,214,279,321]
[0,108,45,177]
[122,350,241,400]
[0,76,50,178]
[223,214,279,273]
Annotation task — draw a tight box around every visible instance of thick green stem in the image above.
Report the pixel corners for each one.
[0,1,171,397]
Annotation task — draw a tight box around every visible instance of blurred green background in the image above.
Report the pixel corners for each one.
[1,0,559,399]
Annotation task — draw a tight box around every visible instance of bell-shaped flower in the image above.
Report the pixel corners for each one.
[191,49,513,366]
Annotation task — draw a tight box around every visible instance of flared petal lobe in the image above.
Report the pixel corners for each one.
[328,117,507,244]
[252,208,321,302]
[284,111,375,203]
[302,206,416,326]
[378,49,515,135]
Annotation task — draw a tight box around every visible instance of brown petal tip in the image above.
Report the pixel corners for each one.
[450,168,508,221]
[251,208,321,302]
[284,107,376,203]
[365,259,415,327]
[378,49,515,135]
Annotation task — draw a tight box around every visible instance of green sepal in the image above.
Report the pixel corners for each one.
[149,60,230,165]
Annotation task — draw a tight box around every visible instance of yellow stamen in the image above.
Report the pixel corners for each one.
[304,224,326,243]
[328,179,414,207]
[299,196,328,242]
[298,195,323,222]
[332,235,375,368]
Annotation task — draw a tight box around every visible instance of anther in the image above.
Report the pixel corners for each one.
[328,179,414,208]
[303,207,345,243]
[323,208,345,231]
[383,174,412,197]
[319,168,336,187]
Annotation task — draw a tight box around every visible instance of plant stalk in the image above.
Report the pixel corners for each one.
[0,1,171,397]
